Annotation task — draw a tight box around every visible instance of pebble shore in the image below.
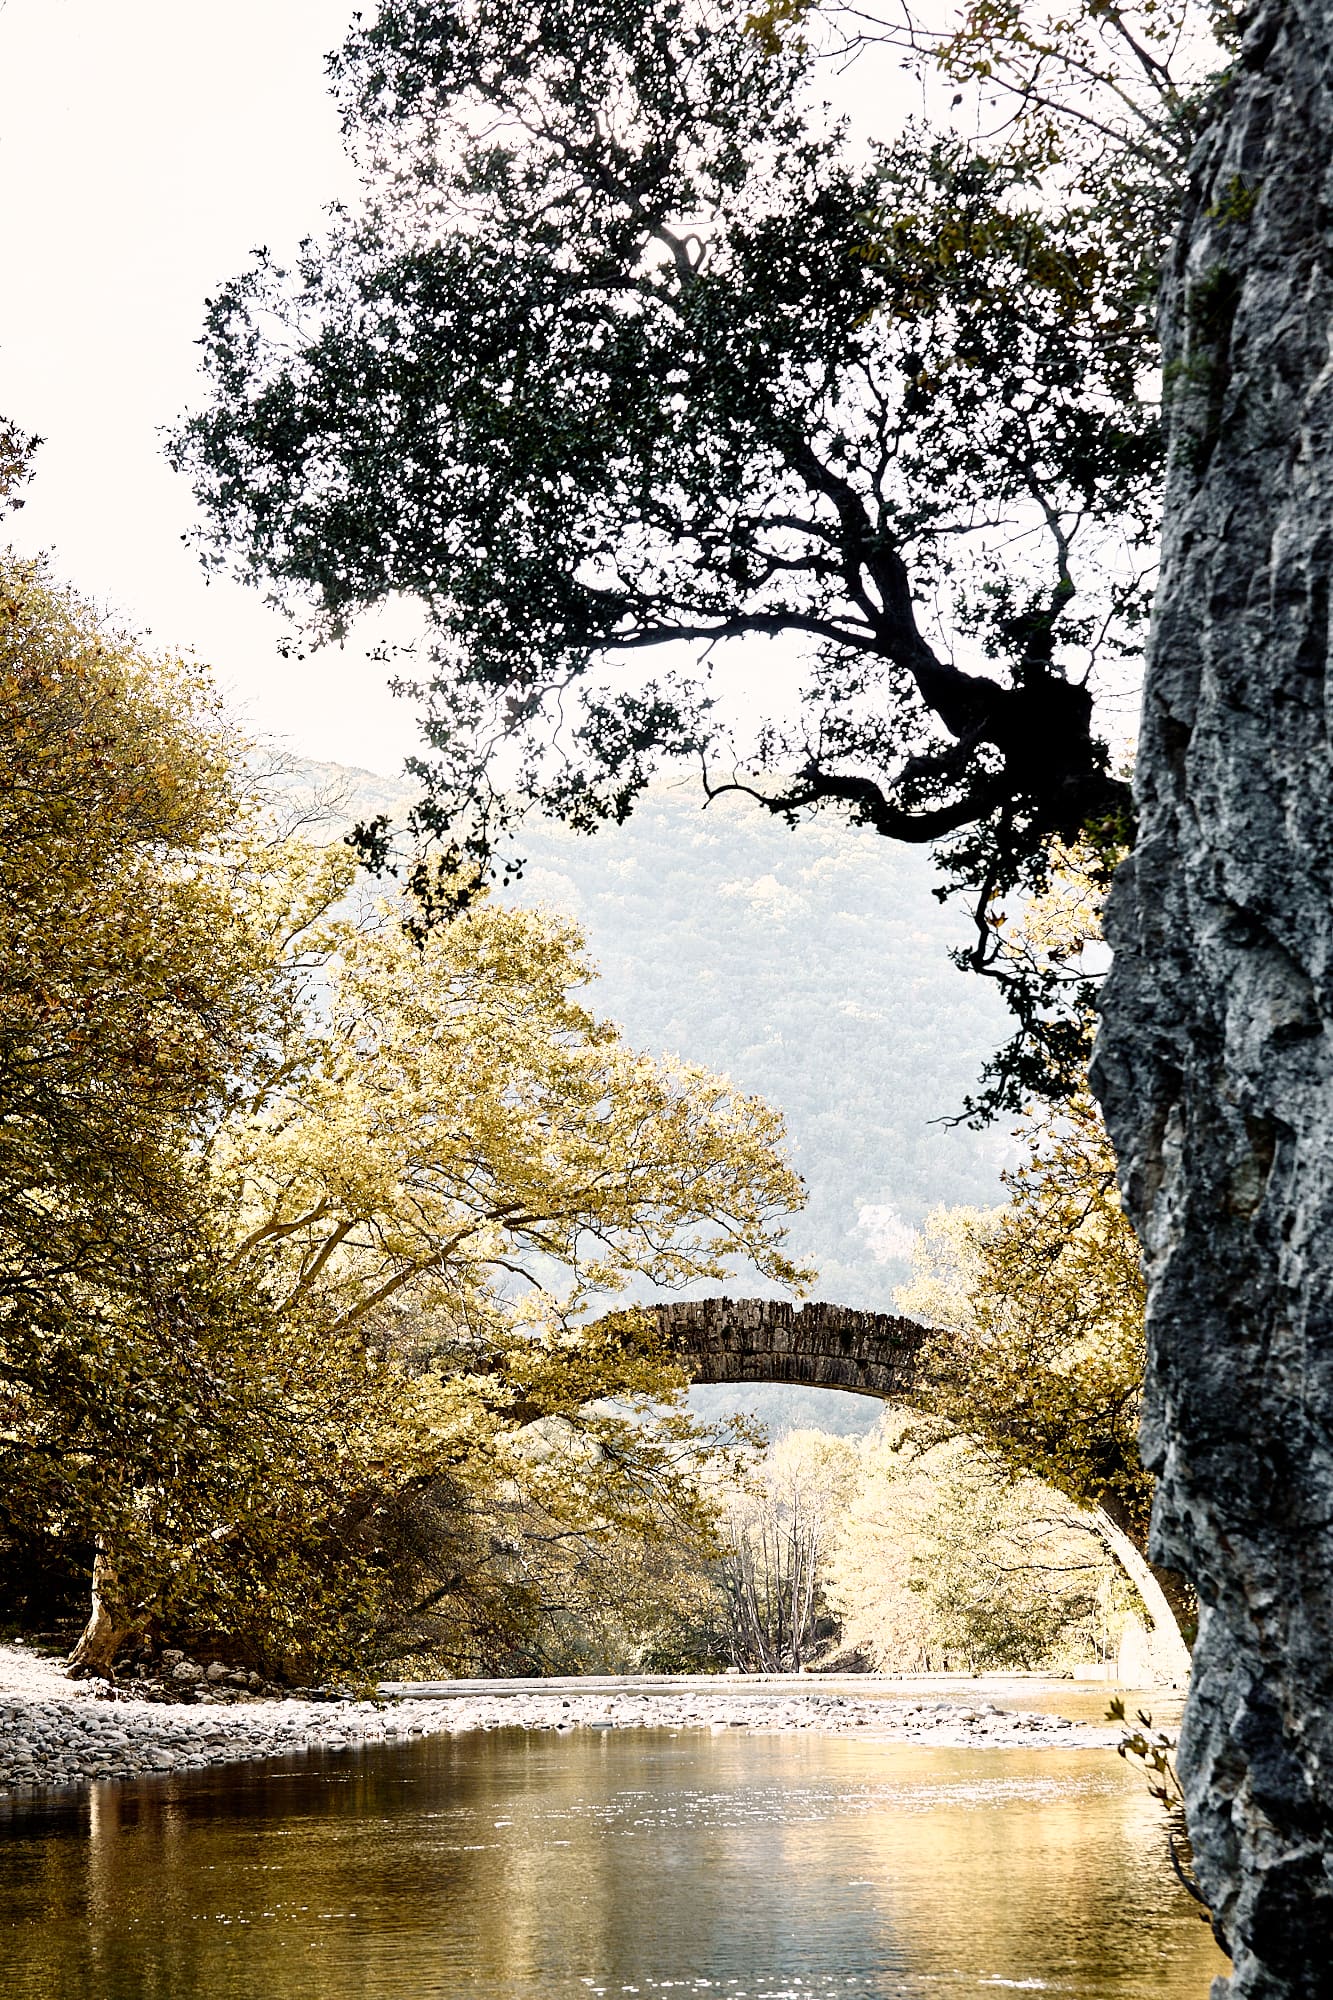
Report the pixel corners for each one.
[0,1645,1113,1799]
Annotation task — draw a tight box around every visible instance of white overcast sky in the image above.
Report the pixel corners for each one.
[0,2,925,776]
[0,0,419,769]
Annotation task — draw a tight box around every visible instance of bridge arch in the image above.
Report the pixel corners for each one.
[649,1295,1190,1684]
[651,1296,932,1402]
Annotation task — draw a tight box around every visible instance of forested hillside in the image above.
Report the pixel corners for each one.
[291,764,1012,1432]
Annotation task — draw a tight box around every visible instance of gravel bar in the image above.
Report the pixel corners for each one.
[0,1647,1112,1798]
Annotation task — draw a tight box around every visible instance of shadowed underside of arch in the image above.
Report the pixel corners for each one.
[652,1297,933,1402]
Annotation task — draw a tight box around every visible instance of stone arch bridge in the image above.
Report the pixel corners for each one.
[648,1294,1191,1684]
[651,1296,933,1401]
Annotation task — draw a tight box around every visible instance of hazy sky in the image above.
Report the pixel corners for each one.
[0,2,921,777]
[0,0,421,769]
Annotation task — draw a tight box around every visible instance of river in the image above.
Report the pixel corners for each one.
[0,1727,1228,1997]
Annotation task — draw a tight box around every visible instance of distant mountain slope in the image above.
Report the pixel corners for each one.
[282,762,1015,1434]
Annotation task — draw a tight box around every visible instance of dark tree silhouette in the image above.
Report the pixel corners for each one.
[170,0,1167,1112]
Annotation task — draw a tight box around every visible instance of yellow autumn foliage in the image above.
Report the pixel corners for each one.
[0,559,810,1677]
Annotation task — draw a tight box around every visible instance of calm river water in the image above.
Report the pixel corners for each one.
[0,1729,1227,1998]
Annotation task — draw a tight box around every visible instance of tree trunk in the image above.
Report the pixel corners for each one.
[1092,0,1333,1986]
[66,1544,133,1679]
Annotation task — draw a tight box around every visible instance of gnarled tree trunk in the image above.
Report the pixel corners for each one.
[66,1543,134,1680]
[1093,1,1333,1986]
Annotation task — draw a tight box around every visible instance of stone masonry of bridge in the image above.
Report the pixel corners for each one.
[652,1296,932,1400]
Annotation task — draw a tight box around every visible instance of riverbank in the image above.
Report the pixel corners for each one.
[0,1643,1143,1798]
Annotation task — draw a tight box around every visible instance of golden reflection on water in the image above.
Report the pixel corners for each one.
[0,1731,1227,2000]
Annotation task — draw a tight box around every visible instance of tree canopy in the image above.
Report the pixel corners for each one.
[0,559,810,1677]
[889,1078,1194,1679]
[825,1415,1124,1672]
[900,1092,1149,1543]
[0,415,37,517]
[167,0,1233,1109]
[0,559,260,1631]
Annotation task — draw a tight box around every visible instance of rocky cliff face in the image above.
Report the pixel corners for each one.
[1092,1,1333,1989]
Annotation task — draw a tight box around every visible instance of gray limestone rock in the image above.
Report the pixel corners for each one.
[1093,0,1333,1988]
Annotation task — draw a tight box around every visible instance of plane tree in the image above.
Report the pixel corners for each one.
[0,556,809,1679]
